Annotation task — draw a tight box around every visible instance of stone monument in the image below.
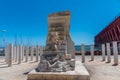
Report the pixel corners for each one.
[36,11,75,72]
[27,11,90,80]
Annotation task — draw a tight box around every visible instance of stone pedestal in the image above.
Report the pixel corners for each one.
[81,44,85,63]
[113,42,118,65]
[90,45,94,61]
[106,43,111,63]
[18,45,22,64]
[27,61,90,80]
[101,44,106,61]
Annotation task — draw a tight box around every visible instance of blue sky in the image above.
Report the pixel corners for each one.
[0,0,120,46]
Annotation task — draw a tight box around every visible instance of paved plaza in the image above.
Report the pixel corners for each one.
[0,56,120,80]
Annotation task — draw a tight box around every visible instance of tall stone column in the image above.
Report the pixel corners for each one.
[39,47,43,61]
[81,44,85,63]
[106,43,111,63]
[18,45,22,64]
[14,46,17,62]
[15,45,19,62]
[38,47,41,60]
[31,46,34,61]
[101,44,106,61]
[17,45,20,62]
[8,44,13,67]
[113,42,118,65]
[22,46,24,61]
[5,46,8,64]
[13,46,16,61]
[36,45,39,62]
[90,44,94,61]
[12,46,14,61]
[25,46,29,62]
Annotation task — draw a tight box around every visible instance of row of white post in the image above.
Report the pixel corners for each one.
[81,42,119,65]
[102,42,119,65]
[5,43,43,67]
[81,44,94,63]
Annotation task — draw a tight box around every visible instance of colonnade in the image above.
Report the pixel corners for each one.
[4,43,43,67]
[81,42,120,65]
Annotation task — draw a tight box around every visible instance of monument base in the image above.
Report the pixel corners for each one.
[27,61,90,80]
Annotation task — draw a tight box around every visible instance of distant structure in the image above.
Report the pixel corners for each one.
[95,16,120,49]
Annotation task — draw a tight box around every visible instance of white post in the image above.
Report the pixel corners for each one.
[14,46,17,62]
[90,44,94,61]
[39,47,42,60]
[39,47,40,60]
[81,44,85,63]
[31,46,33,61]
[8,44,13,67]
[13,46,16,61]
[22,46,24,61]
[5,46,8,64]
[12,46,14,61]
[15,45,19,62]
[18,45,22,64]
[17,45,19,62]
[25,46,28,62]
[102,44,106,61]
[36,45,39,62]
[113,42,118,65]
[106,43,111,63]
